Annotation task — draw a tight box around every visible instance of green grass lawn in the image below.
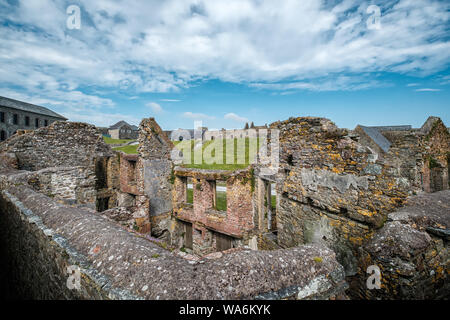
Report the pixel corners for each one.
[187,188,193,204]
[215,191,227,211]
[174,137,262,170]
[111,137,263,167]
[103,136,135,145]
[112,144,138,154]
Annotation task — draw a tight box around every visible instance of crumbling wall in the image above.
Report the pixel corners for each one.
[0,121,112,171]
[270,118,407,276]
[0,167,349,300]
[0,121,117,211]
[25,166,97,205]
[135,118,174,235]
[263,116,449,298]
[375,117,449,194]
[419,118,450,193]
[268,118,438,273]
[356,191,449,299]
[172,167,256,254]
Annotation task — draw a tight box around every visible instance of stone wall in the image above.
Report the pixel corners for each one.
[203,128,268,141]
[173,167,256,254]
[133,118,175,235]
[0,121,112,171]
[0,121,118,212]
[0,167,348,300]
[24,166,97,205]
[260,116,449,298]
[356,191,449,299]
[270,118,403,277]
[0,105,65,141]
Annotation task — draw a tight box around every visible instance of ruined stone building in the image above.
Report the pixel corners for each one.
[0,119,348,300]
[0,96,67,142]
[258,116,449,299]
[0,114,448,300]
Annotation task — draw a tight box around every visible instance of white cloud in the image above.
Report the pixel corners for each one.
[224,113,248,122]
[407,83,420,87]
[0,0,449,97]
[160,99,181,102]
[250,75,387,92]
[182,111,215,120]
[415,88,441,92]
[147,102,163,113]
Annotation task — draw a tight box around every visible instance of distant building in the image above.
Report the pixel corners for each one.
[108,121,139,140]
[165,127,206,141]
[165,123,268,142]
[203,123,268,141]
[0,96,67,142]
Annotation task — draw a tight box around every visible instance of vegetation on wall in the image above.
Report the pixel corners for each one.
[428,156,440,169]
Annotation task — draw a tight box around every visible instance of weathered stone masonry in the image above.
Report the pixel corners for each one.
[0,168,348,299]
[139,115,448,299]
[0,115,448,300]
[0,121,118,212]
[172,167,255,254]
[358,191,449,299]
[260,116,449,299]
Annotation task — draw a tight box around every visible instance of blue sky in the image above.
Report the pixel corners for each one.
[0,0,449,130]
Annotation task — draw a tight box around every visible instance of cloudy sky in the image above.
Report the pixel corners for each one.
[0,0,449,130]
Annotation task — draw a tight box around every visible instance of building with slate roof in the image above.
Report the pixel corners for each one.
[108,120,139,139]
[0,96,67,142]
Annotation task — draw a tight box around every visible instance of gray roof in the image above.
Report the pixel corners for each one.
[0,96,67,120]
[109,121,138,130]
[371,125,412,131]
[358,125,392,153]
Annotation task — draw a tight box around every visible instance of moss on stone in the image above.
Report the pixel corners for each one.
[428,156,440,169]
[313,256,323,263]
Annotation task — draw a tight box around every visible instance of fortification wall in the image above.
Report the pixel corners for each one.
[0,168,348,300]
[357,191,450,299]
[0,121,117,211]
[0,121,112,171]
[267,117,406,278]
[0,185,132,299]
[261,116,449,299]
